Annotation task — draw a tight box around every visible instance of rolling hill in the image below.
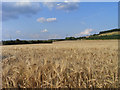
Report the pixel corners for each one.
[98,28,120,36]
[86,28,120,40]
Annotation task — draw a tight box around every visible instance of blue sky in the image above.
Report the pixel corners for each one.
[2,2,118,40]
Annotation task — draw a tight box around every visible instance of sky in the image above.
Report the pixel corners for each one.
[2,2,118,40]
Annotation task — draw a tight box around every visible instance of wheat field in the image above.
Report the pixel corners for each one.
[2,40,119,88]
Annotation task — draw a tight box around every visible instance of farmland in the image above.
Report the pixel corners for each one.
[2,40,119,88]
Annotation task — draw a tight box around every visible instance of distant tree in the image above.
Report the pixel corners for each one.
[65,37,76,40]
[92,34,98,36]
[16,39,20,41]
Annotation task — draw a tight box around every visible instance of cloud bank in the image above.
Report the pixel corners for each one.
[2,2,80,21]
[2,2,41,21]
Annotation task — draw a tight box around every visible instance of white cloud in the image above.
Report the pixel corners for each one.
[41,29,48,33]
[2,2,41,21]
[37,17,57,23]
[42,2,79,12]
[47,18,57,22]
[3,2,80,21]
[37,17,46,23]
[64,0,81,2]
[75,29,93,37]
[56,2,79,12]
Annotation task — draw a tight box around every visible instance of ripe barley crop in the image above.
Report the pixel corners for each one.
[2,40,119,88]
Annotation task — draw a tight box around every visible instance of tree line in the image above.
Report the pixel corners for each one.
[64,28,120,40]
[2,28,120,45]
[99,28,120,34]
[2,39,53,45]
